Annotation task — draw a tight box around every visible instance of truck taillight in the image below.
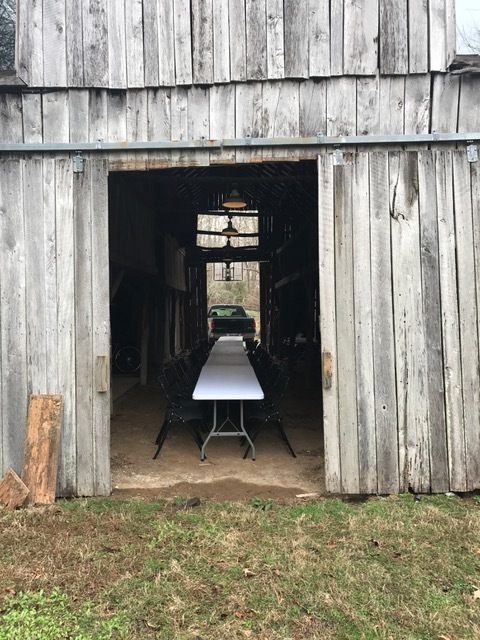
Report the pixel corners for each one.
[253,319,256,329]
[210,320,215,329]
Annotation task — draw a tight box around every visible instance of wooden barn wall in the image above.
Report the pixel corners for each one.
[13,0,455,89]
[1,74,480,157]
[0,156,111,497]
[319,149,480,495]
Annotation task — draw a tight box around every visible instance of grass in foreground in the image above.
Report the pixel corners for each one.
[1,494,480,639]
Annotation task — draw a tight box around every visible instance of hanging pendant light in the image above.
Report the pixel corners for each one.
[223,184,247,209]
[221,215,239,237]
[223,238,234,265]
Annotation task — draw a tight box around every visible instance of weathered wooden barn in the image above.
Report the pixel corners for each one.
[1,0,480,497]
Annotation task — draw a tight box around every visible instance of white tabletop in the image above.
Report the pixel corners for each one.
[193,338,264,400]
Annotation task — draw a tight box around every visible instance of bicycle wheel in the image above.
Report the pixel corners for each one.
[115,346,141,373]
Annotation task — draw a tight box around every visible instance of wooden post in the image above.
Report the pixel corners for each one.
[21,395,63,505]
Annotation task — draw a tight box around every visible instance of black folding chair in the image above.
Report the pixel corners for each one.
[153,373,206,459]
[242,374,296,459]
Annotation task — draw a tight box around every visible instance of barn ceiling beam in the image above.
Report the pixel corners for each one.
[1,132,480,153]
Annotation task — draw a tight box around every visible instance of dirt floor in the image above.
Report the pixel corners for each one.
[110,361,326,502]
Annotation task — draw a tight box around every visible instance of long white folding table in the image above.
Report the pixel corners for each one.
[192,337,264,460]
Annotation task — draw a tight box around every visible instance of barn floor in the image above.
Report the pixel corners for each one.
[110,362,325,501]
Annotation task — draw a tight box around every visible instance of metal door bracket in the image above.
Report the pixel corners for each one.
[332,147,344,166]
[467,143,478,163]
[73,152,84,173]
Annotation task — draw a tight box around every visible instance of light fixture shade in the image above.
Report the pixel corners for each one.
[221,219,239,236]
[223,238,233,265]
[223,185,247,209]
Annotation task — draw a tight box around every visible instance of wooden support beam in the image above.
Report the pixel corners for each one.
[21,395,64,505]
[0,468,29,510]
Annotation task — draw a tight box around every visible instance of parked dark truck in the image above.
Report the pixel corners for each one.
[207,305,256,347]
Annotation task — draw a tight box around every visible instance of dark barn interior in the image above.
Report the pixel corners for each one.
[107,160,324,495]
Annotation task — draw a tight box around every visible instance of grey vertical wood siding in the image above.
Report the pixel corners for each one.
[0,157,111,497]
[0,74,478,153]
[14,0,455,89]
[319,150,480,494]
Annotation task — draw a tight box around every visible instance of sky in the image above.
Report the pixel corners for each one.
[456,0,480,53]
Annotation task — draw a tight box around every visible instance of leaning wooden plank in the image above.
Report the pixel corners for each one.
[43,0,67,87]
[317,153,341,494]
[284,0,308,78]
[246,0,267,80]
[453,151,480,491]
[344,0,378,75]
[0,469,29,511]
[418,151,449,493]
[370,152,399,494]
[380,0,408,75]
[436,151,467,491]
[390,152,430,494]
[22,395,63,504]
[353,153,376,494]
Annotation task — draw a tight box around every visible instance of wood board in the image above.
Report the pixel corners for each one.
[21,395,64,505]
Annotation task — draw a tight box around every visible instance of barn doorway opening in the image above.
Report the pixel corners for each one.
[108,160,325,498]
